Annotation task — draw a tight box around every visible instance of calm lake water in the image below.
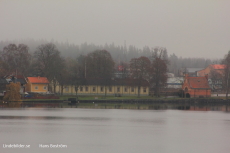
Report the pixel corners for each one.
[0,108,230,153]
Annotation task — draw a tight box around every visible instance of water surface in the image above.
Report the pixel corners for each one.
[0,108,230,153]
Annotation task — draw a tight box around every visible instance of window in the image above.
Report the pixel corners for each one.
[92,87,96,92]
[100,87,103,92]
[109,87,112,92]
[117,87,120,92]
[65,87,69,92]
[43,86,47,90]
[143,87,146,93]
[80,86,83,92]
[131,87,134,92]
[124,87,127,92]
[35,86,38,90]
[85,86,88,92]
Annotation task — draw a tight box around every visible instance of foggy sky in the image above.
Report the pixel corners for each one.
[1,0,230,58]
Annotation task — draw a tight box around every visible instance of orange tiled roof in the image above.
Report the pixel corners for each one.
[210,64,226,70]
[188,77,210,89]
[27,77,49,84]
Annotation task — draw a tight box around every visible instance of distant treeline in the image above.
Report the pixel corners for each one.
[0,39,221,75]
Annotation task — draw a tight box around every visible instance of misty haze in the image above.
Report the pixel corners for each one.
[1,1,230,153]
[1,0,230,59]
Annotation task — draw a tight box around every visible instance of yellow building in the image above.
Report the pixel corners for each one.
[55,78,149,96]
[25,76,49,93]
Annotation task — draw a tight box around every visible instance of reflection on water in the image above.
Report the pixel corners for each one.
[0,115,111,121]
[0,108,230,153]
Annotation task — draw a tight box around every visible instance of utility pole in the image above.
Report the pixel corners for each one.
[226,67,229,99]
[84,60,86,78]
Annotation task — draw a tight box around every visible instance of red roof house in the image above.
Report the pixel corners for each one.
[182,74,211,98]
[27,77,49,84]
[197,64,225,91]
[197,64,226,77]
[25,76,49,93]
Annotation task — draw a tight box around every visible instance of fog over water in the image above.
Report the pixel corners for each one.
[0,108,230,153]
[1,0,230,58]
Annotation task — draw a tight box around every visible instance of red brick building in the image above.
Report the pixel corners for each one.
[197,64,225,91]
[197,64,225,77]
[182,74,211,98]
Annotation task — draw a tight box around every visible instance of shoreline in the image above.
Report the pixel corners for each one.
[1,98,229,111]
[23,98,229,104]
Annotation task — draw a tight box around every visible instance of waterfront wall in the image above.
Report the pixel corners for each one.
[1,98,229,108]
[73,98,230,105]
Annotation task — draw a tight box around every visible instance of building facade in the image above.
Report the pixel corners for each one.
[182,74,211,98]
[25,77,49,93]
[179,68,204,77]
[55,78,149,96]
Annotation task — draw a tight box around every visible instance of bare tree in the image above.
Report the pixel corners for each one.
[130,56,151,97]
[67,57,85,99]
[209,68,224,91]
[0,59,8,77]
[222,51,230,99]
[1,44,31,76]
[34,43,65,93]
[85,50,115,97]
[56,60,71,95]
[150,47,168,97]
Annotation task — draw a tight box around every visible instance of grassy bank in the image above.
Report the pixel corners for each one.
[22,95,164,101]
[59,95,182,101]
[21,94,227,102]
